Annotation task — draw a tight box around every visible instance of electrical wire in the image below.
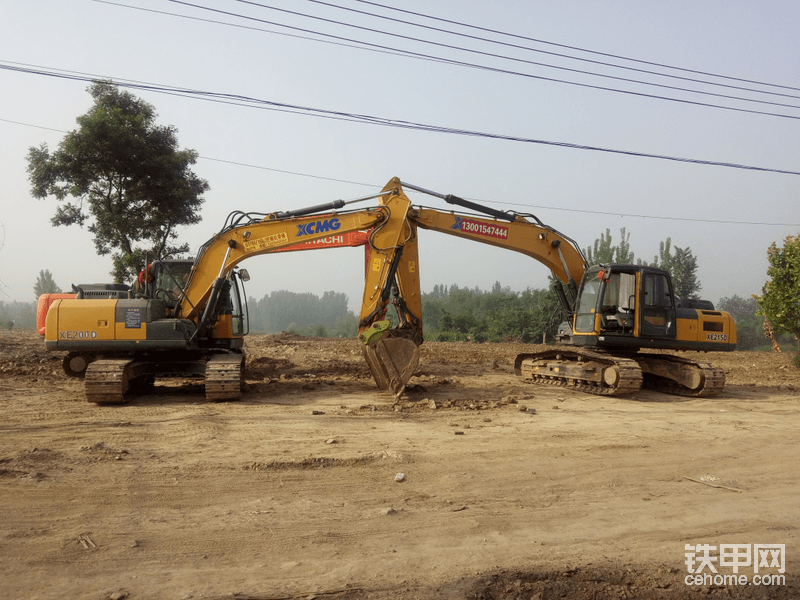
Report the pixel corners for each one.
[94,1,800,120]
[348,0,800,94]
[296,0,800,102]
[3,61,800,179]
[182,0,800,112]
[3,114,796,226]
[199,158,800,227]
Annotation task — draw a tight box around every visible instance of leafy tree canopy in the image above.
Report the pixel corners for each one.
[717,295,767,351]
[33,269,62,298]
[670,246,702,300]
[248,290,355,336]
[636,237,702,299]
[584,229,702,299]
[717,295,758,322]
[27,81,209,282]
[755,234,800,361]
[584,228,634,265]
[422,282,565,343]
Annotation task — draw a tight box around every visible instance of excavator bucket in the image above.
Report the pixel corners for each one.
[362,333,420,398]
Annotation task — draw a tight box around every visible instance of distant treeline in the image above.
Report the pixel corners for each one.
[246,282,565,342]
[238,287,798,350]
[10,287,788,351]
[0,301,36,330]
[247,291,357,338]
[422,282,563,343]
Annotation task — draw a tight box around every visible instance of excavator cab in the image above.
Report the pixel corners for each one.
[573,265,695,345]
[575,266,642,337]
[137,260,195,304]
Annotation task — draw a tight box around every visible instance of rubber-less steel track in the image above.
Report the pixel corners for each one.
[205,352,245,402]
[515,349,643,396]
[636,354,726,397]
[84,352,245,404]
[516,348,726,398]
[84,358,139,404]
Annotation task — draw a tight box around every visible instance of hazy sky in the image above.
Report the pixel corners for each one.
[2,1,799,314]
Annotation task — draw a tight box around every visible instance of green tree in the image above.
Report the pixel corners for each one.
[639,238,702,299]
[616,227,635,263]
[671,246,701,299]
[0,301,36,330]
[33,269,62,297]
[332,313,358,337]
[422,282,566,343]
[27,81,209,283]
[755,234,800,362]
[585,228,634,265]
[585,228,614,264]
[642,237,674,272]
[248,290,355,334]
[717,295,764,351]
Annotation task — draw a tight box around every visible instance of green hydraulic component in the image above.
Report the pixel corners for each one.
[359,319,392,345]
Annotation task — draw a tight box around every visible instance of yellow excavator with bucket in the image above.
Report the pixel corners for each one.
[388,180,737,397]
[43,177,736,402]
[44,179,423,403]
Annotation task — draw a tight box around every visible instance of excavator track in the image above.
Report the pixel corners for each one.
[84,358,148,404]
[516,349,725,398]
[635,353,725,397]
[84,352,245,404]
[205,352,245,402]
[515,349,643,396]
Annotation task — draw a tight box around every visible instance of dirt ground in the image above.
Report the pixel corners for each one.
[1,330,798,600]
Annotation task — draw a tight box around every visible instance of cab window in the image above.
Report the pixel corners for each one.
[575,276,600,333]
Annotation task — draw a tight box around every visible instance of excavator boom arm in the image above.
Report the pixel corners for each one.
[180,208,387,320]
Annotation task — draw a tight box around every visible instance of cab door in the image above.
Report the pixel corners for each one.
[639,269,676,339]
[230,271,249,337]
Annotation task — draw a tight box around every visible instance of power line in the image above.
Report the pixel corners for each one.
[92,0,419,63]
[97,1,800,121]
[349,0,800,94]
[199,157,800,226]
[200,156,370,186]
[299,0,800,102]
[0,117,67,133]
[3,61,800,178]
[3,116,797,227]
[172,0,800,114]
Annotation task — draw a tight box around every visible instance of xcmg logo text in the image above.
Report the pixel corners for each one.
[296,218,341,237]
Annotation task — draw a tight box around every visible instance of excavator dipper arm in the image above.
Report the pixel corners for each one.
[355,179,423,397]
[408,206,587,314]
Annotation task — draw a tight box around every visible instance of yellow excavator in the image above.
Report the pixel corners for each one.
[44,179,422,403]
[390,180,736,397]
[44,177,735,402]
